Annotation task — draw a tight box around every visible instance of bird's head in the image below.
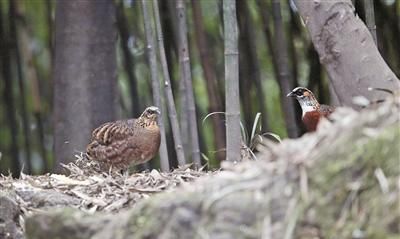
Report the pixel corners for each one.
[287,87,320,113]
[287,87,314,100]
[140,106,161,122]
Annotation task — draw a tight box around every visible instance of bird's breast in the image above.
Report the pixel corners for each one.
[302,111,323,132]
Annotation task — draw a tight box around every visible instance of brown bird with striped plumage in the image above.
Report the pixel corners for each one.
[86,106,161,170]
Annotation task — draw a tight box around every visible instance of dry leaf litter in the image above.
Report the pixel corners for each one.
[0,153,214,220]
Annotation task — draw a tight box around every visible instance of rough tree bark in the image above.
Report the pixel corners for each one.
[294,0,400,108]
[53,0,116,171]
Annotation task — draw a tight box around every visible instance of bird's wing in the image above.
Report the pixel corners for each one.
[319,104,335,117]
[87,126,160,167]
[91,119,137,145]
[86,138,139,168]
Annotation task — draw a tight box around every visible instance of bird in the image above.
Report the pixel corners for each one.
[287,87,335,132]
[86,106,161,170]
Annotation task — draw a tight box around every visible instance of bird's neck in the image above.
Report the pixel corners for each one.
[137,118,157,128]
[298,97,320,117]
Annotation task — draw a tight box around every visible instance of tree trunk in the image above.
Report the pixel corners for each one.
[53,0,117,171]
[294,0,400,108]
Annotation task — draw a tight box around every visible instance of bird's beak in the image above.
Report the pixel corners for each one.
[287,91,295,97]
[155,109,161,115]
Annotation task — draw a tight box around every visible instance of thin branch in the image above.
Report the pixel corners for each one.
[141,0,170,172]
[152,0,186,166]
[176,0,201,167]
[223,0,241,162]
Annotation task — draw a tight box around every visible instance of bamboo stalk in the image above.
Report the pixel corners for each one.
[191,0,226,162]
[9,0,32,174]
[157,2,188,159]
[152,0,186,166]
[141,0,170,172]
[363,0,377,45]
[223,0,241,162]
[166,0,190,160]
[160,0,179,91]
[176,0,201,167]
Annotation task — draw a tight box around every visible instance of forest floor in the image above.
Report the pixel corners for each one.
[0,157,213,238]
